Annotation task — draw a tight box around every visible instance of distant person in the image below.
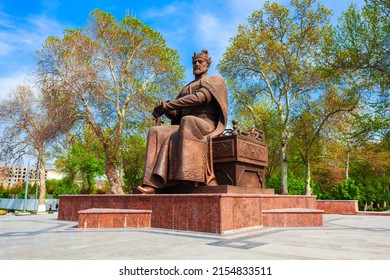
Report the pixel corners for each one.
[48,204,52,211]
[56,203,59,211]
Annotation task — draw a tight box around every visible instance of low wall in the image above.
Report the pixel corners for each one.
[0,198,59,211]
[317,200,358,214]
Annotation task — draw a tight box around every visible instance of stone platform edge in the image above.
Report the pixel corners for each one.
[59,194,319,233]
[78,208,152,229]
[317,200,358,214]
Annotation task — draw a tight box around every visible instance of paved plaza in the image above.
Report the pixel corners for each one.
[0,212,389,260]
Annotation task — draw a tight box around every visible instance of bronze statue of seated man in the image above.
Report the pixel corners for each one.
[137,49,228,194]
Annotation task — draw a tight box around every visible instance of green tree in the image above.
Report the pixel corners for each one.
[53,135,79,186]
[47,177,80,198]
[327,0,390,142]
[0,84,75,212]
[55,127,105,193]
[330,0,389,91]
[218,0,333,194]
[290,84,357,195]
[36,9,185,194]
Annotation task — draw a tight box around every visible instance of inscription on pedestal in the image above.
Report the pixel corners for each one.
[213,140,234,158]
[238,141,267,162]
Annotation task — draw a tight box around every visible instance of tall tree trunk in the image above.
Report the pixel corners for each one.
[87,176,92,193]
[37,145,47,212]
[105,159,124,194]
[280,130,288,195]
[345,151,350,180]
[304,152,311,195]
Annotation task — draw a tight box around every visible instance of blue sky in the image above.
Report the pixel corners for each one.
[0,0,364,99]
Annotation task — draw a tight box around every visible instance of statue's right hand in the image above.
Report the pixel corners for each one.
[153,100,166,117]
[156,100,165,107]
[152,107,161,118]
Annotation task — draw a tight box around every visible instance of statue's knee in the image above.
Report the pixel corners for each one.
[180,115,197,126]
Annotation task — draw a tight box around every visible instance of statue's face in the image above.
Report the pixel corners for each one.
[192,57,209,75]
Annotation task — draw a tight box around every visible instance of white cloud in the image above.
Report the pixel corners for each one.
[195,13,231,63]
[143,5,178,18]
[0,11,14,29]
[0,10,65,98]
[27,14,64,37]
[0,72,34,101]
[142,2,191,19]
[0,41,13,56]
[190,0,265,75]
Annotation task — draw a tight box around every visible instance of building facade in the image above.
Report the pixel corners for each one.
[0,166,62,187]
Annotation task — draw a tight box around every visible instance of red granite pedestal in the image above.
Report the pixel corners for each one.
[316,200,358,214]
[78,208,152,229]
[58,193,321,234]
[262,208,324,227]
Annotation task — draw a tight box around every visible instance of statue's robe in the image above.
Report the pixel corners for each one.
[142,75,228,189]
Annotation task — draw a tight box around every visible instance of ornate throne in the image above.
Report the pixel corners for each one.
[211,120,270,193]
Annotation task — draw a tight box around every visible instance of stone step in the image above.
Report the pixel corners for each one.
[78,208,152,229]
[261,208,324,227]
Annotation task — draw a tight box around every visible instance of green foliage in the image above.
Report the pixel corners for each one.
[2,191,12,198]
[8,183,24,195]
[266,174,281,194]
[330,179,360,200]
[327,0,390,142]
[266,172,305,195]
[53,186,77,198]
[29,183,38,194]
[121,135,146,192]
[46,177,80,198]
[55,127,106,192]
[311,179,334,199]
[17,192,28,199]
[46,180,58,195]
[331,0,390,91]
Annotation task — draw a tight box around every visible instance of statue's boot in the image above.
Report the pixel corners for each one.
[137,185,156,194]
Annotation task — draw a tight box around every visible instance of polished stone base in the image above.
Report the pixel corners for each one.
[78,208,151,229]
[262,208,324,227]
[59,194,319,233]
[317,200,358,214]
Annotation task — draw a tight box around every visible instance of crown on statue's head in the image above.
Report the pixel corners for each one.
[192,49,212,65]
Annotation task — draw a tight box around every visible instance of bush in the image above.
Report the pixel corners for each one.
[330,179,360,200]
[266,175,281,194]
[17,192,29,199]
[287,176,305,195]
[8,183,24,195]
[2,191,12,198]
[266,173,306,195]
[53,186,78,198]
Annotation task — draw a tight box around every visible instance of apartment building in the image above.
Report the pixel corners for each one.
[0,166,62,187]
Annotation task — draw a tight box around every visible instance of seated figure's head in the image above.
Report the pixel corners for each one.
[192,49,212,77]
